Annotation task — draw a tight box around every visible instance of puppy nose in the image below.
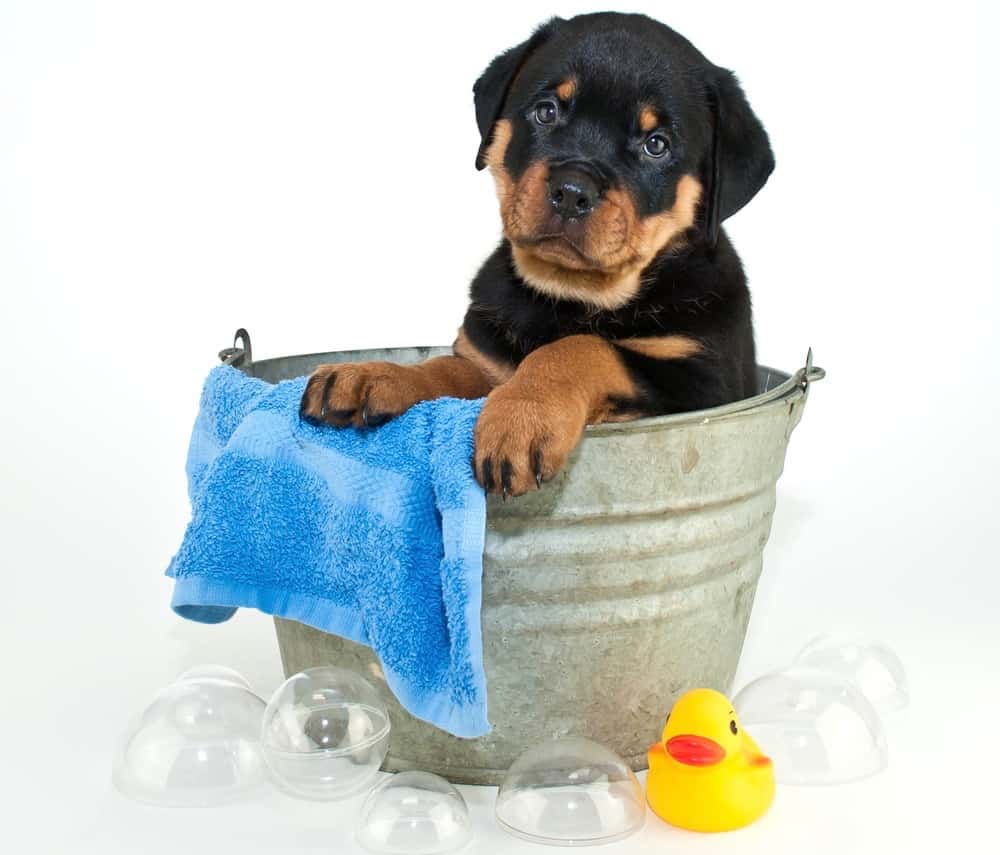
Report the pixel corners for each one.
[548,168,600,219]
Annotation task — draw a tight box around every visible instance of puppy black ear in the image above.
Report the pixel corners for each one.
[473,18,562,170]
[703,68,775,245]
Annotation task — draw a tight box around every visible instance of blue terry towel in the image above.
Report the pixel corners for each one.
[166,364,489,738]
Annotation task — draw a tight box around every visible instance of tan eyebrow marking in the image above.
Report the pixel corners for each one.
[556,78,576,101]
[639,105,659,133]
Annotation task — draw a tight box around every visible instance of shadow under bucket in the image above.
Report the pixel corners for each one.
[221,331,824,785]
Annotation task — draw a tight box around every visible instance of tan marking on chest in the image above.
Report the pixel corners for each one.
[453,328,515,387]
[617,335,703,360]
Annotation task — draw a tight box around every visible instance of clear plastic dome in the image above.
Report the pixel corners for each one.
[494,737,645,846]
[113,667,267,807]
[734,667,887,785]
[176,664,254,692]
[794,634,909,712]
[357,772,472,854]
[261,666,391,800]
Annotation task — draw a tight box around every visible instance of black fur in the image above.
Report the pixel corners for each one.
[466,12,773,412]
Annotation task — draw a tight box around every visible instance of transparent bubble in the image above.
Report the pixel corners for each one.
[495,737,645,846]
[113,668,266,807]
[734,667,887,785]
[357,772,472,855]
[794,634,909,712]
[261,666,390,800]
[176,664,254,692]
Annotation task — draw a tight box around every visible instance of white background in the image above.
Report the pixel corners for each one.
[2,1,998,852]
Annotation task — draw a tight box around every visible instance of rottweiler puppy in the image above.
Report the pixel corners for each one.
[300,12,774,497]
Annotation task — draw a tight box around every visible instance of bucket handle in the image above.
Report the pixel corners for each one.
[793,348,826,391]
[219,328,253,373]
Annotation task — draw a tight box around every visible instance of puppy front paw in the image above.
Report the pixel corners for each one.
[473,389,585,497]
[299,362,427,428]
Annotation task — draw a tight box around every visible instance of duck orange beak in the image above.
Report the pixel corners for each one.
[665,734,727,766]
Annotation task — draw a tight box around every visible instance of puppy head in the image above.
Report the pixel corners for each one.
[473,13,774,307]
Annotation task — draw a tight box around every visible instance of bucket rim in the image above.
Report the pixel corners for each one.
[585,359,818,434]
[220,332,823,435]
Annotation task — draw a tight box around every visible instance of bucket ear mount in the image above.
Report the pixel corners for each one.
[219,328,253,372]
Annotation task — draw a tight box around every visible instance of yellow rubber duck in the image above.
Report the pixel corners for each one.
[646,688,775,832]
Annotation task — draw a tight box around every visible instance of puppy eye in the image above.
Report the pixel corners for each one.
[533,100,559,125]
[643,133,670,158]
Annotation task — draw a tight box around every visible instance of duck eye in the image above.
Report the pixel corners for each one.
[642,133,670,158]
[729,720,738,735]
[533,100,559,125]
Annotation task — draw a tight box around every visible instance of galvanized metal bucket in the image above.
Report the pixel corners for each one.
[220,330,824,785]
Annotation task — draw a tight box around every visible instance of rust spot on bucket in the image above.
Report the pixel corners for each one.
[681,444,700,474]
